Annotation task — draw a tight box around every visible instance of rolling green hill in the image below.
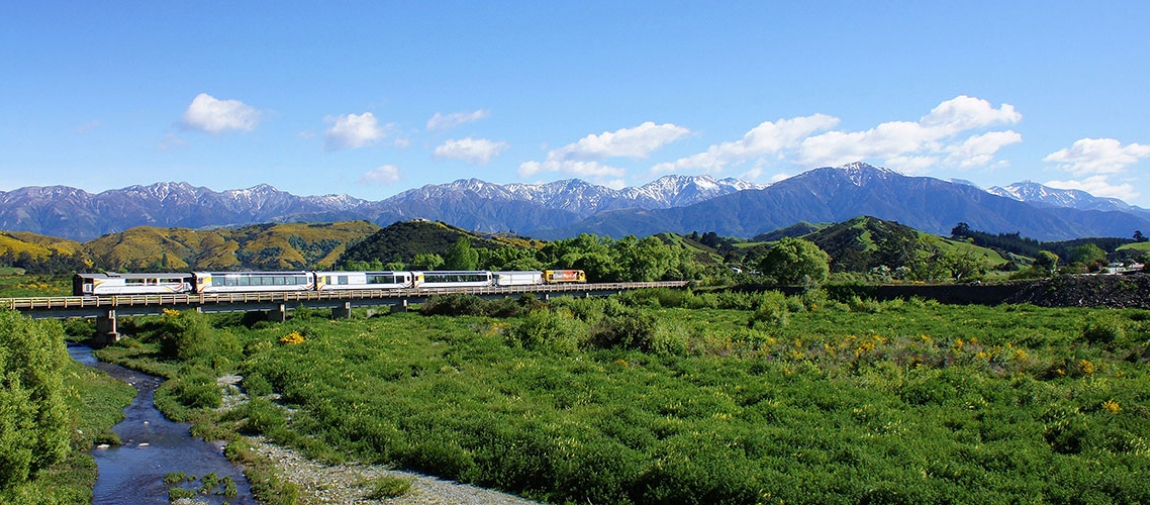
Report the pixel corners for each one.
[337,220,524,267]
[83,221,380,271]
[804,216,1008,273]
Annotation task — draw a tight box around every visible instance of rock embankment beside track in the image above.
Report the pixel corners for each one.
[1003,272,1150,309]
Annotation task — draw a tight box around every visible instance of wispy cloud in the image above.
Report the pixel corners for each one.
[434,138,509,165]
[653,114,839,174]
[1044,138,1150,176]
[158,133,189,151]
[521,122,689,179]
[427,109,490,131]
[74,119,104,135]
[1043,138,1150,202]
[180,93,260,133]
[357,164,403,185]
[654,96,1022,175]
[1046,175,1138,201]
[324,112,391,151]
[796,96,1021,172]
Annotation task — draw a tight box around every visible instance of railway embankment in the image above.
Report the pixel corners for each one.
[1002,272,1150,309]
[746,273,1150,309]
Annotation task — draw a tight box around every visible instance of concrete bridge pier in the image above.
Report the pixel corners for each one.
[92,310,119,347]
[268,303,288,322]
[332,302,353,319]
[393,299,408,313]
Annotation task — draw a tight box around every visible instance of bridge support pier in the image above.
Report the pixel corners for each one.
[92,310,119,347]
[393,299,408,313]
[267,303,288,322]
[332,302,352,319]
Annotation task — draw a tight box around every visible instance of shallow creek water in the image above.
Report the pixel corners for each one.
[69,345,258,505]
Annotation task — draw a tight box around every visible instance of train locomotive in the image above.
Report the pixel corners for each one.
[73,269,586,297]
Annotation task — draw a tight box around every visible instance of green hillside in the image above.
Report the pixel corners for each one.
[752,221,828,242]
[82,221,381,271]
[0,231,90,273]
[337,220,516,267]
[803,216,1008,275]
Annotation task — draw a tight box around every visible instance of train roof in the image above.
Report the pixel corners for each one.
[75,272,192,279]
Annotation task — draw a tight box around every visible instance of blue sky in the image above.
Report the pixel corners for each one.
[2,1,1148,204]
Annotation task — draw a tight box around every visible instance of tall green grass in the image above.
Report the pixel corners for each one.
[96,294,1150,505]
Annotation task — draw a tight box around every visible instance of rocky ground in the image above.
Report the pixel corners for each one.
[1003,272,1150,309]
[250,439,539,505]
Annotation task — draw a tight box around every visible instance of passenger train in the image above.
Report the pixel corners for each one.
[73,269,587,297]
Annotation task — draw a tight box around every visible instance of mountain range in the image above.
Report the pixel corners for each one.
[1,163,1147,242]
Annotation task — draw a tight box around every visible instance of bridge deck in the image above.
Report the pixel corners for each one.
[2,281,689,318]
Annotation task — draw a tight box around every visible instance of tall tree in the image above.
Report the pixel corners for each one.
[443,237,479,270]
[759,238,830,285]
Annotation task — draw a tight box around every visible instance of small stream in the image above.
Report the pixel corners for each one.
[69,345,258,505]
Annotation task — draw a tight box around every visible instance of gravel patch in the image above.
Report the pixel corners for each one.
[217,375,539,505]
[251,439,540,505]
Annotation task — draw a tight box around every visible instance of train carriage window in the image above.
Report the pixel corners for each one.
[338,276,348,285]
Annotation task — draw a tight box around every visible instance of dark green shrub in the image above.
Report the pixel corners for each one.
[591,310,658,351]
[365,475,412,499]
[747,291,788,331]
[512,309,587,354]
[61,317,94,339]
[243,373,273,397]
[1082,315,1125,344]
[420,294,487,316]
[155,369,221,421]
[239,397,288,436]
[158,310,241,366]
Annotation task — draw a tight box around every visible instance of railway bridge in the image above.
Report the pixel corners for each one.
[2,281,690,345]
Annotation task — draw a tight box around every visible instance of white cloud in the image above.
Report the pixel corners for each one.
[920,95,1021,136]
[943,130,1023,168]
[652,114,839,173]
[427,109,490,131]
[324,112,390,151]
[520,122,689,181]
[357,164,402,185]
[797,120,932,168]
[656,96,1021,176]
[158,133,189,151]
[1046,175,1138,201]
[1044,138,1150,176]
[518,159,625,178]
[434,138,510,165]
[181,93,260,133]
[554,122,690,160]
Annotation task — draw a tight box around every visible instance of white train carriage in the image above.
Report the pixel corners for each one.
[315,271,415,290]
[73,272,194,296]
[413,270,495,289]
[493,271,544,286]
[193,271,315,293]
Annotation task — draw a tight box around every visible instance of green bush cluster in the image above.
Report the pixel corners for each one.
[157,310,241,368]
[0,310,70,491]
[154,368,222,422]
[421,293,545,318]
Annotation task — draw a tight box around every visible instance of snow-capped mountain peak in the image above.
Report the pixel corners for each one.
[986,181,1140,213]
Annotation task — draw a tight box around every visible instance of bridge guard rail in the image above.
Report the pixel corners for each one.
[1,280,689,316]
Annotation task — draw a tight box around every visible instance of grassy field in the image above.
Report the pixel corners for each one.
[91,290,1150,505]
[0,274,72,298]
